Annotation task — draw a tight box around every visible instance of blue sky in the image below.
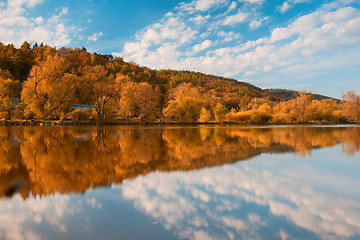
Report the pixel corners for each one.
[0,0,359,98]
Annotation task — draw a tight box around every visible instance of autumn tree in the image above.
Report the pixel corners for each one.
[342,91,360,122]
[84,65,120,120]
[0,70,20,119]
[135,82,160,121]
[308,99,338,121]
[118,79,137,119]
[213,102,227,122]
[198,107,212,122]
[291,91,312,122]
[163,83,204,123]
[21,55,78,119]
[246,97,271,111]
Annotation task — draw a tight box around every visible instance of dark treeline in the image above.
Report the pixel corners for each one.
[0,41,359,124]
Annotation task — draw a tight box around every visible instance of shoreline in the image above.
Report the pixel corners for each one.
[0,119,357,126]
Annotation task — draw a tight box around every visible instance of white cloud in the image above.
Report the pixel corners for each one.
[227,1,237,12]
[279,0,310,13]
[194,0,229,12]
[34,16,43,24]
[0,1,74,46]
[223,10,248,25]
[175,0,230,13]
[165,11,174,17]
[192,39,212,54]
[189,14,211,24]
[249,17,269,29]
[26,0,43,8]
[241,0,265,3]
[217,30,241,42]
[118,0,360,96]
[88,32,103,42]
[280,1,292,13]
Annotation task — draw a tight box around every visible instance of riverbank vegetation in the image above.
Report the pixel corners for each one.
[1,41,359,124]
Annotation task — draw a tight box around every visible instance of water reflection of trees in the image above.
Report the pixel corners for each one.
[0,126,359,199]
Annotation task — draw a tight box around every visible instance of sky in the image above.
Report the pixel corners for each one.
[0,0,359,98]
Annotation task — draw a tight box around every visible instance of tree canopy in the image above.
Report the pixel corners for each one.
[0,41,359,124]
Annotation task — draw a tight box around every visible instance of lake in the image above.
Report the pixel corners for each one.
[0,125,359,240]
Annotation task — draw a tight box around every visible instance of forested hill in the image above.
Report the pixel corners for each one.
[265,89,339,102]
[0,41,275,103]
[0,42,358,123]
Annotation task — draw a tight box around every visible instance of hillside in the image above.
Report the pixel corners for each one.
[265,88,339,102]
[0,41,358,123]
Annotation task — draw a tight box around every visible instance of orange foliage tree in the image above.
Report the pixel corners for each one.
[21,55,79,119]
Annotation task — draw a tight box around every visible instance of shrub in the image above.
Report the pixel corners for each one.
[226,110,252,122]
[272,113,293,124]
[250,111,272,124]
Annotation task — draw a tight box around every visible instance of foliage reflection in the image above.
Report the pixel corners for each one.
[0,126,359,199]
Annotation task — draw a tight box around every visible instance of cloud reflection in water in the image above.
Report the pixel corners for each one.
[121,146,360,240]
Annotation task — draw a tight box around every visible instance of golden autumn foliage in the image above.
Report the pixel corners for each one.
[342,91,360,122]
[83,65,120,120]
[163,83,204,123]
[0,42,359,123]
[0,69,21,119]
[21,55,79,119]
[198,107,212,122]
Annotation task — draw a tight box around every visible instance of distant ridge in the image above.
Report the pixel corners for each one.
[265,88,340,102]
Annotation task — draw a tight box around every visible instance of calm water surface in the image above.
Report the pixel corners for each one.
[0,125,359,240]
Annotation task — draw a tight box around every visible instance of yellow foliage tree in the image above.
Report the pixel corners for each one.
[198,107,212,122]
[163,83,204,123]
[342,91,360,122]
[84,65,119,120]
[290,91,312,122]
[21,55,78,119]
[213,102,227,122]
[135,82,160,121]
[119,80,137,119]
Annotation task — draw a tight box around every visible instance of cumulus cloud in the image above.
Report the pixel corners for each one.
[227,1,237,12]
[223,10,248,25]
[0,0,74,47]
[217,30,241,42]
[194,0,229,12]
[279,0,310,13]
[280,1,292,13]
[249,17,269,29]
[118,1,360,96]
[192,39,212,54]
[189,14,211,24]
